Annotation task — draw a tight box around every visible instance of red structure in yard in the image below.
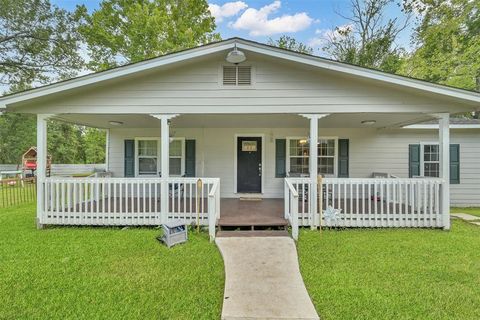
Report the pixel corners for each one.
[22,147,51,177]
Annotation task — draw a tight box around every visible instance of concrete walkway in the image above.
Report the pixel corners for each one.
[216,237,319,320]
[451,213,480,226]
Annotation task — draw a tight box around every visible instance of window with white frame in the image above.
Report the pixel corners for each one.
[135,138,185,176]
[137,139,158,176]
[422,144,440,177]
[169,139,184,176]
[287,138,337,176]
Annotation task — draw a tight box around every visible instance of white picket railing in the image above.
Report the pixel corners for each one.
[284,179,299,240]
[40,177,221,226]
[285,177,446,228]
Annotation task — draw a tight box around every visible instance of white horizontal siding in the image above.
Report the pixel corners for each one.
[28,54,461,114]
[108,127,480,206]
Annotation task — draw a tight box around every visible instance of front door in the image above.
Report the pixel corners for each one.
[237,137,262,193]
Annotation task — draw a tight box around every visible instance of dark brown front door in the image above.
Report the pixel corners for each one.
[237,137,262,193]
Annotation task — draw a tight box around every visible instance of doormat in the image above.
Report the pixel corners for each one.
[239,197,262,201]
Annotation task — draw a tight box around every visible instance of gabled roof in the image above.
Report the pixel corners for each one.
[1,37,480,109]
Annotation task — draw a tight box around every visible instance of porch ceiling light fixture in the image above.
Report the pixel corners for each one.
[361,120,376,126]
[109,121,123,126]
[226,44,246,64]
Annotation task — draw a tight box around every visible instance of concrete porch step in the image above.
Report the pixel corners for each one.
[216,230,290,238]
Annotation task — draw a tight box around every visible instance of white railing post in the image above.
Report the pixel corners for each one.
[438,113,450,230]
[285,178,299,240]
[208,179,219,242]
[291,191,299,240]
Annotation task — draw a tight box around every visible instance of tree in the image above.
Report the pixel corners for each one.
[0,0,87,165]
[0,0,84,91]
[323,0,410,73]
[84,128,106,163]
[268,35,313,54]
[77,0,220,71]
[47,121,85,164]
[0,113,36,164]
[402,0,480,91]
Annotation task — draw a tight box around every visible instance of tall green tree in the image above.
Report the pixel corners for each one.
[323,0,410,73]
[0,0,84,91]
[268,35,313,54]
[402,0,480,92]
[47,121,85,164]
[0,114,36,164]
[0,0,88,165]
[84,128,106,164]
[77,0,220,71]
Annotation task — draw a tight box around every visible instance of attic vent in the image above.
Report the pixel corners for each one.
[223,65,251,86]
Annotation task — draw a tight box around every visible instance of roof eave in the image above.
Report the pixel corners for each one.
[0,39,237,106]
[1,37,480,108]
[235,40,480,105]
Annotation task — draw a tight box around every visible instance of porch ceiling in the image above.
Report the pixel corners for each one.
[52,113,435,129]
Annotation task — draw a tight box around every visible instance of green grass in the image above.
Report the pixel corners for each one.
[0,204,224,319]
[298,223,480,320]
[451,207,480,217]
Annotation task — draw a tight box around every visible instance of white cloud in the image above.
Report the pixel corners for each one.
[230,1,313,36]
[209,1,248,23]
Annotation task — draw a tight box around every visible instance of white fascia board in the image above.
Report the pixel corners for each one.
[2,37,480,108]
[236,41,480,104]
[404,124,480,129]
[0,41,235,106]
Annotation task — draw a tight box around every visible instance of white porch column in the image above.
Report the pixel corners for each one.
[161,117,170,179]
[438,113,450,230]
[36,114,50,229]
[301,114,329,228]
[151,114,178,223]
[105,129,110,172]
[309,116,319,229]
[160,117,169,223]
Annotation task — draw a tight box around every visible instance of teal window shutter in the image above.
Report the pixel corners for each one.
[124,140,135,177]
[185,139,196,177]
[338,139,349,178]
[275,139,286,178]
[450,144,460,184]
[409,144,420,178]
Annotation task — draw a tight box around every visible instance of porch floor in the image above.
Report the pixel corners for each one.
[218,198,287,228]
[69,197,288,227]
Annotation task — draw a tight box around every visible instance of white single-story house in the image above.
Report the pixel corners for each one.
[1,38,479,240]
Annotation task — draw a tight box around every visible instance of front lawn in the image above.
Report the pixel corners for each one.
[451,207,480,217]
[0,204,224,319]
[298,222,480,320]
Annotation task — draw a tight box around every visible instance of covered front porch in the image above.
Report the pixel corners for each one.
[35,111,453,239]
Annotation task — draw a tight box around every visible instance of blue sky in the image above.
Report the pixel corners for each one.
[53,0,413,54]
